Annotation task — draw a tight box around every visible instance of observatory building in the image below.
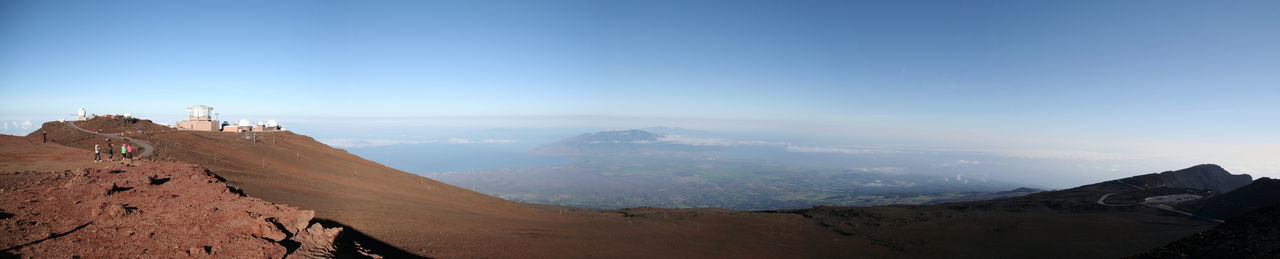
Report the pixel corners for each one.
[226,119,254,132]
[76,108,88,121]
[176,105,220,131]
[224,118,283,132]
[174,105,284,132]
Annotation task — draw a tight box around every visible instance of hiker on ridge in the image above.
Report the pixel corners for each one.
[41,131,47,143]
[121,142,128,160]
[94,144,101,162]
[105,139,114,161]
[126,142,134,159]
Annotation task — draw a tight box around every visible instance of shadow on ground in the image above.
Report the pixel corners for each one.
[313,218,431,259]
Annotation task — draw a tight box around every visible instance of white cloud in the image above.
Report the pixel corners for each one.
[999,150,1151,160]
[632,134,911,157]
[854,167,904,174]
[785,145,899,155]
[21,120,32,129]
[940,160,981,166]
[445,138,517,144]
[647,135,788,147]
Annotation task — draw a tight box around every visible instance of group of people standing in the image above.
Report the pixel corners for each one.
[93,138,136,162]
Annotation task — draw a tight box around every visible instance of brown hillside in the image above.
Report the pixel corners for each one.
[0,135,96,172]
[26,118,167,156]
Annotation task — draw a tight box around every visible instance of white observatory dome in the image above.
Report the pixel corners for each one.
[266,120,279,127]
[257,121,265,126]
[77,108,86,117]
[238,119,253,127]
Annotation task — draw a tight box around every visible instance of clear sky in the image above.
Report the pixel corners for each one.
[1,0,1278,177]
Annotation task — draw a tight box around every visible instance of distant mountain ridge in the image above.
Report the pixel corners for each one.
[1119,164,1252,193]
[530,129,711,156]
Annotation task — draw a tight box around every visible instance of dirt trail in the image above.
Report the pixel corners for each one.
[65,121,155,158]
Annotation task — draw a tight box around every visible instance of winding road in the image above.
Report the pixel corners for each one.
[1096,180,1224,223]
[64,121,156,158]
[1096,193,1131,206]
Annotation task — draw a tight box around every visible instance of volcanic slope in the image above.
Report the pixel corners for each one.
[1189,178,1280,220]
[773,164,1250,258]
[1137,201,1280,258]
[34,121,879,258]
[0,134,96,172]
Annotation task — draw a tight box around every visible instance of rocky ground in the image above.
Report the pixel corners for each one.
[0,156,342,258]
[1136,202,1280,258]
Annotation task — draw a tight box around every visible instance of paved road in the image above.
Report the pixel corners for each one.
[64,121,156,158]
[1096,193,1130,206]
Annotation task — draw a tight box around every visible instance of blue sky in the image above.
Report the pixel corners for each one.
[1,0,1278,178]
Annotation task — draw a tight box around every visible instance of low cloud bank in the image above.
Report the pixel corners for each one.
[638,135,904,155]
[0,120,35,135]
[785,145,901,155]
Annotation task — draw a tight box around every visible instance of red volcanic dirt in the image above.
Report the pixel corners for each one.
[0,163,342,258]
[0,135,342,258]
[0,135,96,173]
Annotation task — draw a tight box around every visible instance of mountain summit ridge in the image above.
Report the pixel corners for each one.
[530,129,694,156]
[1120,164,1252,193]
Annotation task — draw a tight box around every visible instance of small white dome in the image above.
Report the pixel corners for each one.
[238,119,253,127]
[266,120,279,127]
[257,121,265,126]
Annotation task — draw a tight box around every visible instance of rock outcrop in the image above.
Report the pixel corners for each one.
[287,223,344,259]
[1137,202,1280,258]
[0,161,341,258]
